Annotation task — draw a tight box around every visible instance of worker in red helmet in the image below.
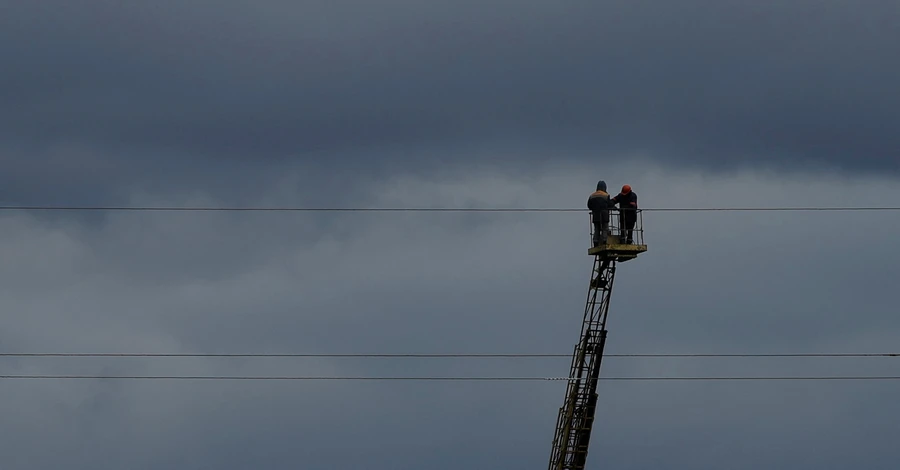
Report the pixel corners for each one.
[611,184,638,244]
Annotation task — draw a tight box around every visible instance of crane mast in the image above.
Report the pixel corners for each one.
[547,209,646,470]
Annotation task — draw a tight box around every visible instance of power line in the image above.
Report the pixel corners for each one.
[1,353,898,358]
[2,374,900,381]
[0,206,898,213]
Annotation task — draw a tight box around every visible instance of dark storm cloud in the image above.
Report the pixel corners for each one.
[2,0,899,204]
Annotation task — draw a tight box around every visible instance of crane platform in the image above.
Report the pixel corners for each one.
[587,238,647,262]
[586,209,648,261]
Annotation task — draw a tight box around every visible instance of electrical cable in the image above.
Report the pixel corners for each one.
[1,206,898,212]
[1,353,899,358]
[1,374,900,381]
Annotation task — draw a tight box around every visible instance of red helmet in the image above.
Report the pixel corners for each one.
[621,184,631,194]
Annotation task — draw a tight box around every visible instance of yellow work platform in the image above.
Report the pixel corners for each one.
[586,209,648,262]
[587,236,648,262]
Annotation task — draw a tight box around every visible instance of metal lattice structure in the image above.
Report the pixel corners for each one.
[547,209,647,470]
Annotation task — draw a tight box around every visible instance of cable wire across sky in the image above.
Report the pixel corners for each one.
[2,374,900,381]
[2,352,899,358]
[1,205,899,212]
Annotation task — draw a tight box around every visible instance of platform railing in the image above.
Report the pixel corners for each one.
[589,208,644,246]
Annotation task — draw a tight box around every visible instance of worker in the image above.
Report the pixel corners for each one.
[611,184,638,244]
[587,180,615,246]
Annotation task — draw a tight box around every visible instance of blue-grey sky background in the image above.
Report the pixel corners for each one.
[1,1,899,469]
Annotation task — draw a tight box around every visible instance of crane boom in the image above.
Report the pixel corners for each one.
[547,210,646,470]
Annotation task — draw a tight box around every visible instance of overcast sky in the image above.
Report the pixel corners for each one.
[1,1,899,469]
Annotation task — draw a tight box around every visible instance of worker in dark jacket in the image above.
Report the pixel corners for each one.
[587,180,615,246]
[611,184,638,243]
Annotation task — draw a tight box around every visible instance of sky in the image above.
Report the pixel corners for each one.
[1,1,899,469]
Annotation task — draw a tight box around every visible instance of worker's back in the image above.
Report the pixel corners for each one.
[587,180,612,222]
